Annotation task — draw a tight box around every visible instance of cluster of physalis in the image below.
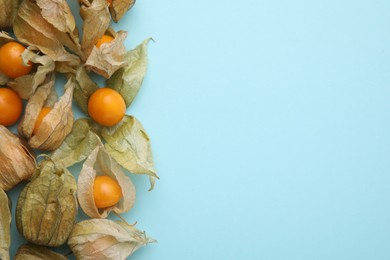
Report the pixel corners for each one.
[0,0,158,259]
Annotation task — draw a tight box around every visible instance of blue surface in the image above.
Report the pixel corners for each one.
[6,0,390,259]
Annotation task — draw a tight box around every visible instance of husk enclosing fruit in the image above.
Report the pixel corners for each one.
[68,219,155,260]
[0,126,36,191]
[18,76,75,151]
[16,160,78,247]
[14,244,67,260]
[78,146,136,218]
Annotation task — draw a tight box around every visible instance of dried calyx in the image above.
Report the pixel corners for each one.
[16,159,78,247]
[0,126,36,191]
[0,0,21,29]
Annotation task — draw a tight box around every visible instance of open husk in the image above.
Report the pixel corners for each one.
[84,28,128,78]
[15,244,67,260]
[16,160,78,247]
[13,0,81,64]
[18,76,75,151]
[8,50,55,100]
[0,126,36,191]
[79,0,111,60]
[78,146,136,218]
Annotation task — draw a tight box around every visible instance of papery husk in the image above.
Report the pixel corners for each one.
[0,188,11,260]
[102,115,158,190]
[15,244,67,260]
[13,0,82,62]
[68,219,155,260]
[110,0,135,23]
[18,76,75,151]
[50,118,102,168]
[85,29,128,78]
[0,126,36,191]
[8,50,55,99]
[107,38,152,107]
[78,146,136,218]
[73,66,99,114]
[79,0,111,60]
[0,0,21,28]
[16,160,78,247]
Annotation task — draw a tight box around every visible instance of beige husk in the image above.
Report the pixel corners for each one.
[16,160,78,247]
[13,0,81,63]
[68,219,155,260]
[79,0,111,60]
[78,146,136,218]
[15,244,67,260]
[0,126,36,191]
[110,0,135,23]
[0,0,21,28]
[8,50,55,99]
[18,76,75,151]
[84,29,128,78]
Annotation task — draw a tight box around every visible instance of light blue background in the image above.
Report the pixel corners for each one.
[7,0,390,259]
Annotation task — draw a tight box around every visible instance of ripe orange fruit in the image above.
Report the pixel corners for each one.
[96,35,114,48]
[33,107,52,135]
[93,176,123,209]
[0,88,23,126]
[88,88,126,126]
[0,42,32,79]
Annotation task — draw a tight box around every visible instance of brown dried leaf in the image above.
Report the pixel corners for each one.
[0,126,36,191]
[0,188,11,260]
[78,146,136,218]
[29,77,75,151]
[80,0,111,60]
[15,244,67,260]
[110,0,135,23]
[85,30,128,78]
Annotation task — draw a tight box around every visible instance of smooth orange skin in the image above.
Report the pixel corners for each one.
[0,88,23,126]
[33,107,52,135]
[93,176,123,209]
[88,88,126,126]
[95,35,114,48]
[0,42,32,79]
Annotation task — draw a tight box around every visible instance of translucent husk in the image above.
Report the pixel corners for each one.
[18,76,75,151]
[78,146,136,218]
[0,126,36,191]
[16,160,78,247]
